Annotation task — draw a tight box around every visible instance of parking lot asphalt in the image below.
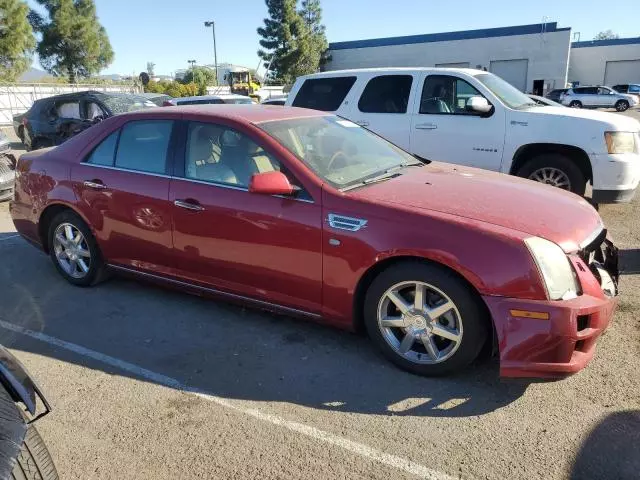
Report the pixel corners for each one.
[1,111,640,479]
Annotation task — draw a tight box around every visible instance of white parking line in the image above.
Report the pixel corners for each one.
[0,319,455,480]
[0,234,19,242]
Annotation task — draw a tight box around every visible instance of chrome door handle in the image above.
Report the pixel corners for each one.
[415,123,437,130]
[356,120,369,127]
[174,199,205,212]
[83,180,107,189]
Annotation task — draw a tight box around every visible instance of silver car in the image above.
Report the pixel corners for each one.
[560,86,638,111]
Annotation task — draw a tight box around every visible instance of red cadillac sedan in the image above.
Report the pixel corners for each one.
[10,105,619,378]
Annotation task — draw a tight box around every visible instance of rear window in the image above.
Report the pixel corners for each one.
[292,77,356,111]
[358,75,413,114]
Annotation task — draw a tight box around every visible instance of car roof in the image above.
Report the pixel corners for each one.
[116,104,327,124]
[297,67,485,78]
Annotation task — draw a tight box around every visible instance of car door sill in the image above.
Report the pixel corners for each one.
[107,264,322,320]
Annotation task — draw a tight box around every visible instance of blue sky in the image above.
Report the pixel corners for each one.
[28,0,640,77]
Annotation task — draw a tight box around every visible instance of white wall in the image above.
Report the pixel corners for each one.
[569,43,640,85]
[326,30,572,92]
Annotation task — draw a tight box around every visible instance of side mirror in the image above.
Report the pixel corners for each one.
[466,96,492,114]
[249,171,295,196]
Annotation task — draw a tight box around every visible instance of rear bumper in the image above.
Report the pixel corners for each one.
[484,293,617,378]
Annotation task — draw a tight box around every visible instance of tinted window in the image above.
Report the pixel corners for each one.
[613,85,628,92]
[85,131,119,166]
[420,75,484,114]
[185,122,280,188]
[292,77,356,111]
[574,87,598,95]
[358,75,413,113]
[629,85,640,93]
[115,120,173,174]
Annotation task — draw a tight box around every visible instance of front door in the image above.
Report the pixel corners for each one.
[596,87,615,107]
[349,73,417,151]
[169,121,323,314]
[70,119,175,274]
[410,74,505,170]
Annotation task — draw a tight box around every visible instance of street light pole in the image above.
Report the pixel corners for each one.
[204,21,218,85]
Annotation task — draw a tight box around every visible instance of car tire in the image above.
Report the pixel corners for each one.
[47,210,106,287]
[569,100,582,108]
[363,261,488,376]
[516,153,587,196]
[11,425,59,480]
[615,100,629,112]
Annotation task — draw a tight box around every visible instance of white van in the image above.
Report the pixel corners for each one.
[286,68,640,203]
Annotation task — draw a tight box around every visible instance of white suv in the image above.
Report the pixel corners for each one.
[286,68,640,203]
[560,86,638,111]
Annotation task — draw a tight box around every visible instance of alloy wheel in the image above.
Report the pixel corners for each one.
[376,281,463,364]
[528,167,571,189]
[52,223,91,279]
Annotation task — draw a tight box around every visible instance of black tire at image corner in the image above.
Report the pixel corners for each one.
[363,262,489,376]
[516,153,587,196]
[47,210,105,287]
[11,424,59,480]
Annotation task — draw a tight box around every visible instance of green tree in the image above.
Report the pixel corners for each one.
[594,30,619,40]
[0,0,36,82]
[29,0,114,83]
[257,0,304,84]
[181,66,216,95]
[146,61,155,76]
[296,0,329,75]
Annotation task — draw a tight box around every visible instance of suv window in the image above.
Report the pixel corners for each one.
[573,87,598,95]
[115,120,173,174]
[629,85,640,93]
[85,131,119,166]
[56,101,81,119]
[292,77,356,111]
[185,122,280,188]
[613,85,628,93]
[358,75,413,113]
[598,87,613,95]
[420,75,484,114]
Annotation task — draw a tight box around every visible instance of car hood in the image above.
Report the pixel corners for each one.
[349,163,602,253]
[524,106,640,131]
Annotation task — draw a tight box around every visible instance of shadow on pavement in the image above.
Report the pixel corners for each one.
[570,410,640,480]
[0,239,529,418]
[619,249,640,275]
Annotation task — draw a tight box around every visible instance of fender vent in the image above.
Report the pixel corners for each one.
[327,214,367,232]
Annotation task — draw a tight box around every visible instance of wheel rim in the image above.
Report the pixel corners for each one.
[570,102,581,108]
[617,102,628,111]
[53,223,91,279]
[376,281,463,364]
[528,167,571,190]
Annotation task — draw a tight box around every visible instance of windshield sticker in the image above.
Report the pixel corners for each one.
[336,120,359,128]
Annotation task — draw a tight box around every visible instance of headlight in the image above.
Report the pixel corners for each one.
[605,132,637,154]
[524,237,578,300]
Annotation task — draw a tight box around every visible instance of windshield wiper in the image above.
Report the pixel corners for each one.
[341,171,402,191]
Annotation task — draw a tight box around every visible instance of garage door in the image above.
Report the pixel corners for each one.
[604,60,640,85]
[435,62,470,68]
[489,59,529,92]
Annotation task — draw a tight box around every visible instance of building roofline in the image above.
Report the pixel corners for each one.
[328,22,569,50]
[572,37,640,48]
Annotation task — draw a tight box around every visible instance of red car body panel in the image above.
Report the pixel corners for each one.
[9,105,618,378]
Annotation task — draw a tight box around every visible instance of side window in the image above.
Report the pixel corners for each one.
[185,122,280,188]
[630,85,640,93]
[86,102,106,120]
[420,75,483,114]
[56,101,81,119]
[115,120,173,174]
[292,77,356,111]
[85,131,119,166]
[598,87,612,95]
[358,75,413,113]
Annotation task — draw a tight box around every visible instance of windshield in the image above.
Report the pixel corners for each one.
[259,116,419,189]
[474,73,537,109]
[101,95,158,114]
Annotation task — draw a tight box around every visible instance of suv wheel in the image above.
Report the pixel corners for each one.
[47,211,105,286]
[516,153,587,196]
[569,100,582,108]
[363,262,488,376]
[615,100,629,112]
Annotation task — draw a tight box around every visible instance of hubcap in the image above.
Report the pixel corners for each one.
[377,281,463,364]
[528,167,571,190]
[53,223,91,279]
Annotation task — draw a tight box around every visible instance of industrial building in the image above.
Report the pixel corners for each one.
[325,23,640,94]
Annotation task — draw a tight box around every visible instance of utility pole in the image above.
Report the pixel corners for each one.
[188,59,196,68]
[204,21,218,85]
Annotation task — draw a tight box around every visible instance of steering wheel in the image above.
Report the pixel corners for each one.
[327,151,350,172]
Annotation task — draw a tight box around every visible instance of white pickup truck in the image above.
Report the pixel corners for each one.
[286,68,640,203]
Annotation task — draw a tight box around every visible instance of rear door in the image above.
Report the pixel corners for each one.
[349,73,417,150]
[409,73,505,170]
[70,119,176,275]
